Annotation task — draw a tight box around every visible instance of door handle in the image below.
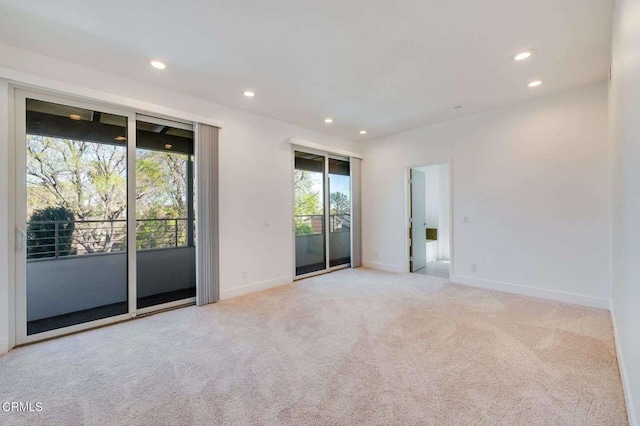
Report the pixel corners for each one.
[16,227,26,252]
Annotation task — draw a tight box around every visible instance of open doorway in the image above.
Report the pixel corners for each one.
[409,163,451,279]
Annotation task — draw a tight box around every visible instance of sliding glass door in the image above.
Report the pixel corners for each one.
[15,90,197,344]
[18,95,132,338]
[135,117,195,310]
[329,158,351,268]
[294,152,326,276]
[294,150,351,278]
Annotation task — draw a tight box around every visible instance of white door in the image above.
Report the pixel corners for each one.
[410,169,427,272]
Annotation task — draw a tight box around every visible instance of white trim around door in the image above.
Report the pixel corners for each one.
[404,160,454,278]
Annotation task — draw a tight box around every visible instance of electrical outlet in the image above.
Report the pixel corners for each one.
[264,219,270,228]
[242,270,247,279]
[463,216,469,223]
[374,252,379,259]
[471,264,477,272]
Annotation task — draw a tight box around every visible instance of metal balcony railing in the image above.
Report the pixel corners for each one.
[27,215,349,259]
[26,218,192,260]
[295,214,351,236]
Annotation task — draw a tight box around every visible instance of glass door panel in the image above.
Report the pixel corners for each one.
[24,98,129,335]
[329,158,351,267]
[294,151,326,276]
[135,119,195,308]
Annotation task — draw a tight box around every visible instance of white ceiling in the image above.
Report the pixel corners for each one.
[0,0,613,141]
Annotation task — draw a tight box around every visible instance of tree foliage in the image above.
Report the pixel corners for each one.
[294,170,321,235]
[330,191,350,214]
[26,135,191,253]
[294,170,321,215]
[135,149,189,249]
[293,170,352,236]
[27,207,76,258]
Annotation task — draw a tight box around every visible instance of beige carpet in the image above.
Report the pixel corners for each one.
[0,268,627,425]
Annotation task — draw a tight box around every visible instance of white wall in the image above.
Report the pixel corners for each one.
[362,82,610,308]
[0,78,12,354]
[610,0,640,423]
[0,44,361,353]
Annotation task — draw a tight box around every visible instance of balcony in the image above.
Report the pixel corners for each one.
[295,214,351,275]
[26,218,195,332]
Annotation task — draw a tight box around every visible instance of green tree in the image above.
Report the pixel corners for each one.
[136,150,188,220]
[26,135,192,252]
[27,207,76,259]
[330,192,350,214]
[136,150,190,249]
[27,136,127,253]
[294,170,321,235]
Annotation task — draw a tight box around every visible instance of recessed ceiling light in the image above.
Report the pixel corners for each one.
[150,60,166,70]
[165,144,173,149]
[115,136,126,141]
[324,118,333,124]
[527,80,543,88]
[243,91,255,97]
[69,114,82,121]
[359,130,367,135]
[513,50,533,61]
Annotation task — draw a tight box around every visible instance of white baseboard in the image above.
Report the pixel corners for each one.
[610,301,637,426]
[220,275,293,300]
[362,260,406,274]
[451,274,610,309]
